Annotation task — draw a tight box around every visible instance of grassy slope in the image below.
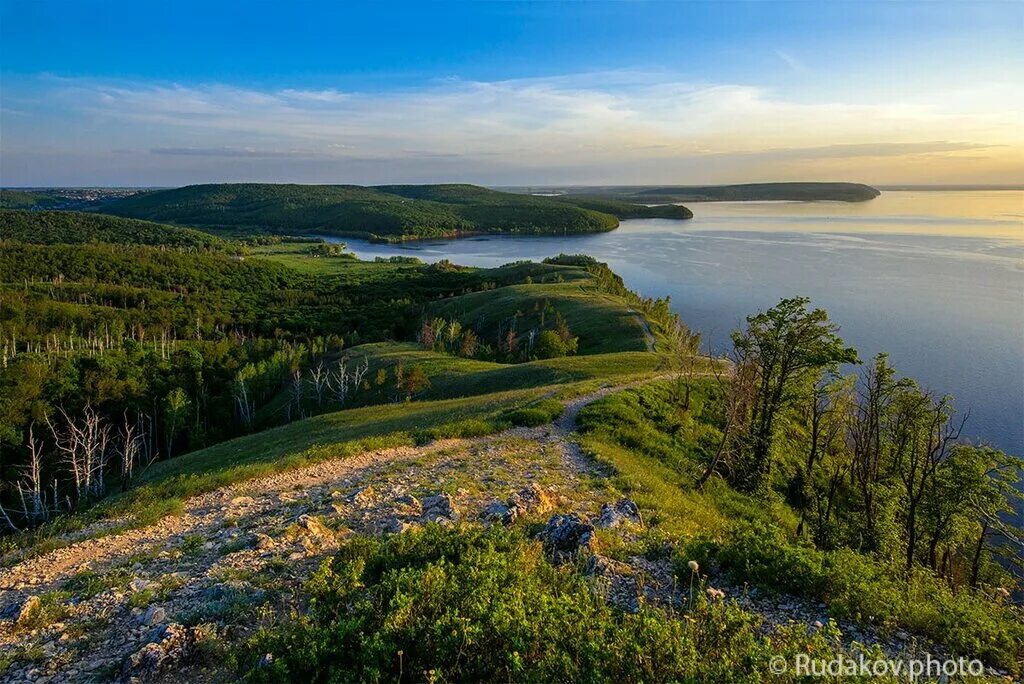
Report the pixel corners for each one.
[345,342,662,399]
[0,209,225,248]
[574,380,1024,673]
[431,281,648,354]
[0,386,555,561]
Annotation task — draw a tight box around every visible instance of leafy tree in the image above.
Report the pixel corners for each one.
[402,365,431,399]
[163,387,191,459]
[731,297,858,492]
[533,330,570,359]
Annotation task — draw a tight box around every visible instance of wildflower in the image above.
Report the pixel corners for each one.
[687,560,699,573]
[706,587,725,600]
[813,620,823,629]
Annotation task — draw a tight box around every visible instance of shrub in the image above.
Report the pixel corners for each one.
[239,526,874,683]
[533,330,570,359]
[694,522,1024,674]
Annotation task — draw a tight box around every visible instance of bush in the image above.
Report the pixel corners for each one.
[239,526,873,683]
[694,522,1024,674]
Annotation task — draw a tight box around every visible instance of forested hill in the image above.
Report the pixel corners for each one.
[511,182,881,203]
[104,183,691,241]
[634,182,880,202]
[0,209,225,249]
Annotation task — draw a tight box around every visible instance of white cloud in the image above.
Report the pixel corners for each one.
[3,72,1022,185]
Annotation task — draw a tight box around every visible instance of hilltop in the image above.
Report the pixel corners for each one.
[103,183,692,241]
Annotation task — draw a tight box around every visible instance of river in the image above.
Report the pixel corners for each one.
[330,190,1024,455]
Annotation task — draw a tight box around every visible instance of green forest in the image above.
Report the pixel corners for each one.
[100,182,692,241]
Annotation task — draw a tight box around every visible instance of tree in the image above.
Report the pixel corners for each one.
[402,365,431,399]
[232,365,257,429]
[794,375,851,539]
[309,360,329,406]
[696,348,755,489]
[459,329,479,358]
[891,387,966,570]
[668,320,702,410]
[446,321,462,352]
[731,297,858,492]
[847,353,902,551]
[420,319,438,349]
[533,330,569,359]
[163,388,191,459]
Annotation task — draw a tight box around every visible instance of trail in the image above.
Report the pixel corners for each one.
[0,380,647,683]
[0,373,948,682]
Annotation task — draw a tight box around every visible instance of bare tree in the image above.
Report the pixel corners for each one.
[349,358,370,394]
[327,359,350,406]
[115,412,143,492]
[697,346,755,489]
[233,375,255,429]
[309,359,329,406]
[48,404,111,502]
[0,425,60,530]
[668,320,702,410]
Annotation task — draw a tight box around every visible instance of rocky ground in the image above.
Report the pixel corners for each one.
[0,384,967,682]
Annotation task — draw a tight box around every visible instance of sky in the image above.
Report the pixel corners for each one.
[1,1,1022,187]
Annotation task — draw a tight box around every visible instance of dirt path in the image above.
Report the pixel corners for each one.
[0,376,953,682]
[0,382,643,683]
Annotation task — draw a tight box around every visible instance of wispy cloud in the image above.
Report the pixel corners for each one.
[774,50,809,74]
[150,146,311,158]
[2,72,1022,185]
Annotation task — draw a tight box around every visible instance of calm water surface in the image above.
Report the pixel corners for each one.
[334,191,1024,454]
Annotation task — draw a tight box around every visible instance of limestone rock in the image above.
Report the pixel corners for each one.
[482,485,556,526]
[420,493,460,524]
[130,578,152,593]
[140,605,166,626]
[508,484,555,518]
[593,498,643,529]
[350,485,377,507]
[480,500,515,526]
[586,554,640,613]
[254,533,276,551]
[393,494,422,517]
[121,623,206,681]
[379,516,418,534]
[537,514,598,562]
[14,595,41,625]
[291,514,338,553]
[297,514,334,540]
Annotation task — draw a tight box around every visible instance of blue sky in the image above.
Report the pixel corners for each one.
[2,1,1021,186]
